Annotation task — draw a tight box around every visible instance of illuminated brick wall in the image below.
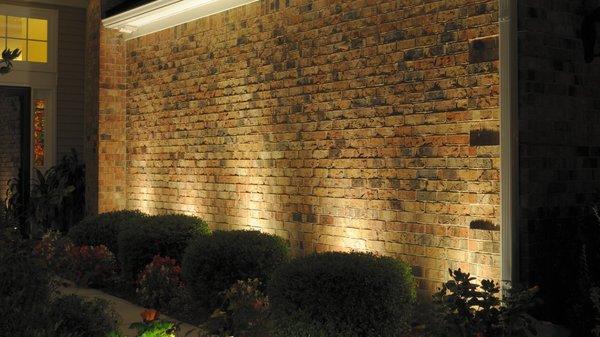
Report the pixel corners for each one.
[85,0,127,214]
[96,0,501,291]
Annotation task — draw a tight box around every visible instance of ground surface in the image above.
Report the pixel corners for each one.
[59,283,202,336]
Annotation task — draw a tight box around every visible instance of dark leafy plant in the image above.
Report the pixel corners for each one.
[46,295,119,337]
[28,167,75,234]
[69,210,147,256]
[592,287,600,337]
[5,150,85,237]
[33,230,74,274]
[207,278,272,337]
[52,149,86,231]
[165,287,210,327]
[65,244,118,287]
[0,48,21,75]
[118,213,210,280]
[431,269,539,337]
[136,255,183,310]
[0,233,52,336]
[183,230,289,308]
[269,252,416,337]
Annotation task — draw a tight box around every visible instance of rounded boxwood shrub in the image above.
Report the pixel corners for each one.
[182,230,290,307]
[68,210,147,255]
[268,252,417,337]
[118,214,210,280]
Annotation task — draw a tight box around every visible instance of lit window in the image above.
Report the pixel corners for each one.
[0,15,48,63]
[33,99,46,167]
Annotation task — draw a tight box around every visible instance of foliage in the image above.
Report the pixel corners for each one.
[50,149,87,231]
[0,234,118,337]
[268,252,416,337]
[46,295,119,337]
[6,149,85,237]
[207,278,272,337]
[431,269,539,337]
[108,310,178,337]
[183,230,290,308]
[118,214,210,280]
[136,255,183,310]
[0,234,52,335]
[0,48,21,75]
[69,210,148,256]
[593,287,600,337]
[0,200,17,231]
[28,167,75,234]
[33,230,74,273]
[65,244,118,287]
[165,287,210,327]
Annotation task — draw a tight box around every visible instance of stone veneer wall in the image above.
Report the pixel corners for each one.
[96,0,502,291]
[518,0,600,319]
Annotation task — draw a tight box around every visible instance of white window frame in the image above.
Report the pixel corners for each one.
[0,4,58,174]
[0,4,58,73]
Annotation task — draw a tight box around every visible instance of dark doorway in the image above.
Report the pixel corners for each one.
[0,86,31,236]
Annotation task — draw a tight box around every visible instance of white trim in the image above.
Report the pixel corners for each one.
[499,0,519,285]
[0,3,59,173]
[103,0,259,40]
[18,0,87,9]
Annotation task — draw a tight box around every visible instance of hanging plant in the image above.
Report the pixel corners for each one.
[0,48,22,75]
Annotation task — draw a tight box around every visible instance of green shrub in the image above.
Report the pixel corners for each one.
[33,230,74,274]
[0,236,51,335]
[46,295,119,337]
[119,214,210,280]
[65,244,118,287]
[431,269,539,337]
[183,230,290,308]
[69,210,147,255]
[207,278,272,337]
[136,255,183,310]
[268,252,416,337]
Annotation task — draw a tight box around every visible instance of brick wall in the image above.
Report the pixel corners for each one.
[98,0,501,291]
[518,0,600,319]
[98,27,127,213]
[86,0,128,214]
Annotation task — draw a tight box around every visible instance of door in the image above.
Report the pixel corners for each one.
[0,86,31,235]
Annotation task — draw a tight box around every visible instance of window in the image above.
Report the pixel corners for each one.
[0,15,48,63]
[33,99,46,167]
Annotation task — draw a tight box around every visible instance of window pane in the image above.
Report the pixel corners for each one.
[28,18,47,41]
[27,41,46,63]
[6,39,25,61]
[0,16,6,37]
[7,17,26,39]
[33,100,46,167]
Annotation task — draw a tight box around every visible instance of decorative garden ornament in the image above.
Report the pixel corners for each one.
[0,49,22,75]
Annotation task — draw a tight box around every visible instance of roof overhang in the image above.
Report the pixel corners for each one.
[19,0,87,8]
[102,0,258,40]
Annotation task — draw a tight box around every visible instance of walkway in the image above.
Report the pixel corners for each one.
[59,284,203,336]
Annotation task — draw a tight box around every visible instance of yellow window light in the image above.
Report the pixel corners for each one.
[28,18,47,41]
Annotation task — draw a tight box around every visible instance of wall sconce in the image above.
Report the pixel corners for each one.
[581,7,600,63]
